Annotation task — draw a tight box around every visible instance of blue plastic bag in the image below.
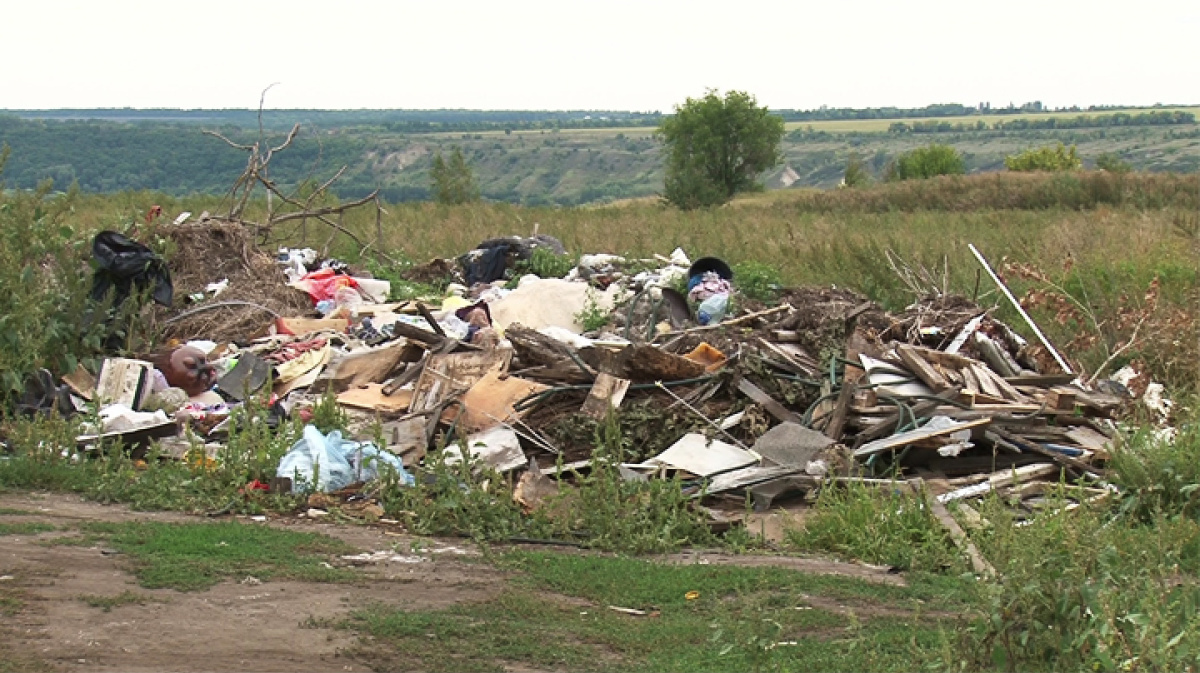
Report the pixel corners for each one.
[277,425,413,493]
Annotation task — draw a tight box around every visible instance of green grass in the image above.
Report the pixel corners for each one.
[335,550,973,672]
[0,508,35,516]
[78,590,157,612]
[80,521,358,591]
[0,522,55,536]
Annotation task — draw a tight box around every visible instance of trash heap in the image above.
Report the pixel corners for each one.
[49,219,1160,541]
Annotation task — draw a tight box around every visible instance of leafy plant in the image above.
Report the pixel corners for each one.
[574,288,610,332]
[1005,143,1082,172]
[732,261,782,302]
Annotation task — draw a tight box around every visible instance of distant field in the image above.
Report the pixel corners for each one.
[427,107,1200,139]
[786,107,1200,134]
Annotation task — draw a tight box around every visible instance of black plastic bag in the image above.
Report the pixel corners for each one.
[90,231,173,308]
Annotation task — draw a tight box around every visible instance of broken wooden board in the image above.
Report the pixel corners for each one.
[579,372,632,420]
[274,316,348,336]
[315,341,422,394]
[409,349,513,413]
[61,364,97,401]
[337,384,414,413]
[854,417,991,458]
[736,378,805,426]
[1064,426,1114,459]
[648,433,758,478]
[917,481,995,577]
[612,344,705,383]
[1044,386,1077,411]
[450,369,548,433]
[96,358,153,410]
[896,344,950,392]
[937,462,1062,503]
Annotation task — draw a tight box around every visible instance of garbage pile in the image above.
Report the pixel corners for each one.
[40,219,1163,542]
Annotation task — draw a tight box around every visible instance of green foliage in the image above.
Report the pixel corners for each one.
[731,261,782,302]
[573,288,610,332]
[842,152,872,187]
[1005,142,1083,172]
[515,246,576,279]
[658,90,785,209]
[1096,152,1133,174]
[885,144,966,181]
[1109,424,1200,522]
[0,149,108,402]
[430,146,480,205]
[0,522,55,536]
[952,493,1200,673]
[786,481,963,572]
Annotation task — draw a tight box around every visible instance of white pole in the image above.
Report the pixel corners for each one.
[968,244,1074,375]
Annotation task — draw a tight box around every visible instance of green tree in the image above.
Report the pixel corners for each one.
[842,152,871,188]
[1004,143,1082,172]
[430,146,480,205]
[656,89,785,209]
[885,144,966,181]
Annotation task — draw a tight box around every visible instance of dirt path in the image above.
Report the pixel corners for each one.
[0,492,503,673]
[0,491,912,672]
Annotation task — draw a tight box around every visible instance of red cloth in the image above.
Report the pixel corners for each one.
[293,268,358,305]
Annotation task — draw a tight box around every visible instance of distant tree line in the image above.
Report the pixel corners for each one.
[888,111,1196,134]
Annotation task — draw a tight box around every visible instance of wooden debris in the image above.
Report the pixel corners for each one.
[736,378,805,426]
[409,349,512,413]
[580,373,632,420]
[337,384,413,413]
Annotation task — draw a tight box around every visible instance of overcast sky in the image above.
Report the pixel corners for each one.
[4,0,1197,112]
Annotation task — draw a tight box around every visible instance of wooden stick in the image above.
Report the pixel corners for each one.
[651,305,790,342]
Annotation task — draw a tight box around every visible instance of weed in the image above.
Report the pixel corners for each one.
[0,522,55,536]
[82,520,357,591]
[574,287,610,332]
[1110,423,1200,522]
[732,260,782,302]
[514,246,576,279]
[78,590,155,612]
[785,481,963,572]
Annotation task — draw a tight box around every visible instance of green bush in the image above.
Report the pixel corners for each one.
[0,149,107,403]
[1005,143,1083,172]
[1109,424,1200,522]
[885,144,965,181]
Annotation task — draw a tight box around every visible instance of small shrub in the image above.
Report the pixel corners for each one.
[885,144,965,181]
[1096,152,1133,174]
[516,247,576,279]
[1005,143,1083,172]
[731,260,781,302]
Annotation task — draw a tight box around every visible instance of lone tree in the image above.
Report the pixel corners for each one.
[430,146,480,205]
[657,89,785,209]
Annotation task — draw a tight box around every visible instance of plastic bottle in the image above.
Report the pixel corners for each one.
[696,293,729,326]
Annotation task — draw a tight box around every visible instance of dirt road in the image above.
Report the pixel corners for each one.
[0,491,906,672]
